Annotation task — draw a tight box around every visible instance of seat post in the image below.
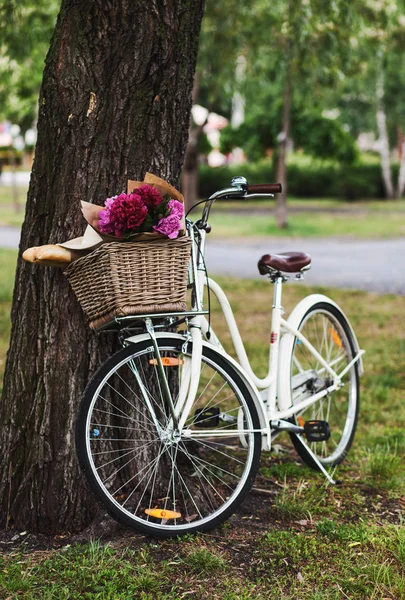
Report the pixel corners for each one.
[267,276,284,415]
[272,275,283,310]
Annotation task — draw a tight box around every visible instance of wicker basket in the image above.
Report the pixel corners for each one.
[64,236,191,330]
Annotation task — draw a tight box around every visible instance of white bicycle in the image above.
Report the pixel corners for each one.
[76,176,364,537]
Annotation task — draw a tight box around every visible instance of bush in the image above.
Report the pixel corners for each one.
[198,160,398,200]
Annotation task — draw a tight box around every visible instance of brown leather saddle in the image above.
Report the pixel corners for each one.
[258,252,311,275]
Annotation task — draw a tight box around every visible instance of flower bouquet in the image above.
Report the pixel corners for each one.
[81,173,186,243]
[62,173,191,329]
[22,173,187,267]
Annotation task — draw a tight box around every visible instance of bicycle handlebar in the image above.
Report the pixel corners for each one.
[198,177,283,228]
[247,183,282,194]
[206,179,282,202]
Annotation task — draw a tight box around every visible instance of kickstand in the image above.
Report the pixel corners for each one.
[293,434,337,485]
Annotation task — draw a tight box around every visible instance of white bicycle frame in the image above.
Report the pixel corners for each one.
[162,227,365,454]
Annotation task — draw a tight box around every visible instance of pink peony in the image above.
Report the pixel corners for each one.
[98,193,148,237]
[167,199,184,219]
[153,214,182,239]
[99,196,118,231]
[152,198,183,238]
[134,184,164,209]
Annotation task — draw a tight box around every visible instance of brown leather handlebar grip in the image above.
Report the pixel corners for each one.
[246,183,282,194]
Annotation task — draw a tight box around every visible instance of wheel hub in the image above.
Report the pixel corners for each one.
[160,428,182,446]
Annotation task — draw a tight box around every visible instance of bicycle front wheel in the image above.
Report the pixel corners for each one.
[76,336,261,537]
[285,302,360,467]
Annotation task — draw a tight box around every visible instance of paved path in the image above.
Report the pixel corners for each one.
[205,237,405,295]
[0,226,21,249]
[0,171,31,186]
[1,226,404,295]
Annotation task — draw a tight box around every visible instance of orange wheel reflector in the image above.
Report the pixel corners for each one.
[149,358,185,366]
[329,328,343,349]
[144,508,182,519]
[297,416,305,428]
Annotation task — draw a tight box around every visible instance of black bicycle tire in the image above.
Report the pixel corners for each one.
[288,302,360,468]
[76,335,262,537]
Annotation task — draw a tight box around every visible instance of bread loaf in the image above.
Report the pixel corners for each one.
[22,245,81,267]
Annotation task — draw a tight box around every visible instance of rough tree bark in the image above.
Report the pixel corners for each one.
[0,0,205,534]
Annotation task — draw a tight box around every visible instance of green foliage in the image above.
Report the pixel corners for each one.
[0,0,59,130]
[293,111,358,164]
[198,158,395,200]
[196,1,248,116]
[221,109,358,164]
[220,117,277,162]
[197,132,212,156]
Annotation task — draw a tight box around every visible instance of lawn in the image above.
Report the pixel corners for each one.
[1,182,405,238]
[207,198,405,239]
[1,250,405,598]
[0,186,26,226]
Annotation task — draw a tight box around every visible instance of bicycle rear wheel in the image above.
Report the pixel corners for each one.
[285,302,360,467]
[76,335,261,537]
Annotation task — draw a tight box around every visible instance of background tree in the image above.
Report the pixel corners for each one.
[229,0,359,227]
[0,1,58,132]
[0,0,205,534]
[182,0,247,211]
[340,0,405,198]
[220,106,358,165]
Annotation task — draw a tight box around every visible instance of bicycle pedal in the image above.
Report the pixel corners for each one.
[193,407,220,428]
[303,420,330,442]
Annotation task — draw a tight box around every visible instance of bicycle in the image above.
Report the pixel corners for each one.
[75,176,364,537]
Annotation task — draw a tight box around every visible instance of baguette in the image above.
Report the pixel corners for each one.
[22,245,81,267]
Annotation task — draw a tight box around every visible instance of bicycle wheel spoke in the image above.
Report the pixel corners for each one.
[97,395,151,434]
[177,442,227,503]
[78,338,260,536]
[104,382,156,429]
[184,436,247,466]
[114,444,166,500]
[99,439,157,483]
[132,443,169,513]
[180,445,245,483]
[289,304,359,467]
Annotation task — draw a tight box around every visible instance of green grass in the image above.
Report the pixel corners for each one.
[208,199,405,238]
[0,186,27,226]
[1,182,405,237]
[1,254,405,598]
[0,250,17,387]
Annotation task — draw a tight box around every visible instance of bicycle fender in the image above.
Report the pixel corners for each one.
[124,331,272,450]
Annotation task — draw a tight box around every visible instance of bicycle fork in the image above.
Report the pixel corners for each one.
[144,317,204,435]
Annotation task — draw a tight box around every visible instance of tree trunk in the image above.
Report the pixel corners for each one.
[0,0,205,534]
[182,134,200,214]
[182,75,206,215]
[275,74,291,229]
[376,62,394,199]
[396,131,405,198]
